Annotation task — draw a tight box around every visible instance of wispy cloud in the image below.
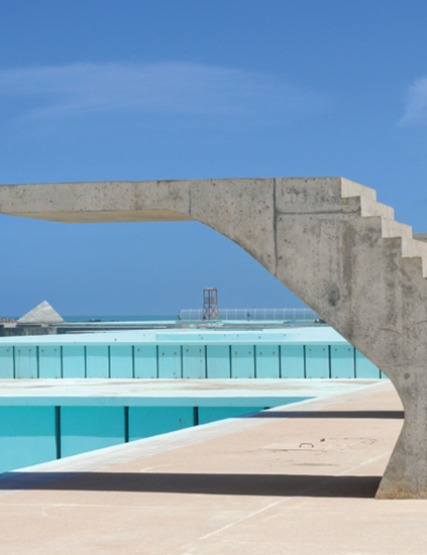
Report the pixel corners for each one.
[399,77,427,126]
[0,61,330,125]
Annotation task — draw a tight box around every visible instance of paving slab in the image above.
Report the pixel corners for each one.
[0,377,378,405]
[1,381,424,555]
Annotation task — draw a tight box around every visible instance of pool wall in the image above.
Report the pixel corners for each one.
[0,398,308,474]
[0,328,384,380]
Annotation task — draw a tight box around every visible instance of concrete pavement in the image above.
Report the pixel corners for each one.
[0,377,376,404]
[1,380,426,553]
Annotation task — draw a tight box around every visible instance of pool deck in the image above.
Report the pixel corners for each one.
[0,377,376,405]
[1,380,426,554]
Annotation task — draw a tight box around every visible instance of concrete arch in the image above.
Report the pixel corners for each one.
[1,176,427,498]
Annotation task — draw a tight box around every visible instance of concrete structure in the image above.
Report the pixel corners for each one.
[18,300,64,324]
[0,176,426,498]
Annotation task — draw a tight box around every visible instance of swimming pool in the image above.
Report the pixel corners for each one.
[0,327,384,379]
[0,382,312,474]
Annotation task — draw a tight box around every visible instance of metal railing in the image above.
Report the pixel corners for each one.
[178,308,319,322]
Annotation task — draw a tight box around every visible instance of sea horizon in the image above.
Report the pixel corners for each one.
[4,315,178,322]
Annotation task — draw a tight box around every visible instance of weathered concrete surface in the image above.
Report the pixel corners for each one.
[1,177,426,498]
[0,382,420,555]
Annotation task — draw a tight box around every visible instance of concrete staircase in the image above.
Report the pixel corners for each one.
[313,179,427,498]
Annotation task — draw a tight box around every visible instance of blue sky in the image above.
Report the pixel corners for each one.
[1,1,427,316]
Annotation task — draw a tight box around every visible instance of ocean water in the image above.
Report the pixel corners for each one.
[63,315,177,322]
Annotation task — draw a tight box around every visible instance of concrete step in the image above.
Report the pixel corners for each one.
[389,237,427,278]
[413,233,427,243]
[382,236,427,278]
[359,197,394,219]
[401,237,427,277]
[381,218,413,239]
[400,254,426,280]
[341,178,377,201]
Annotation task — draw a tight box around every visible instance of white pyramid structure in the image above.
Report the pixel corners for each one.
[18,300,64,324]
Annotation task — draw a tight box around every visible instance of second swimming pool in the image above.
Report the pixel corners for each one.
[0,386,311,474]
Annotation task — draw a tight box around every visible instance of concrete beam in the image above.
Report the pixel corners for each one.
[1,176,426,498]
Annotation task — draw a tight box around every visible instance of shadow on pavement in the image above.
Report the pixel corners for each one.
[252,410,404,419]
[0,472,381,498]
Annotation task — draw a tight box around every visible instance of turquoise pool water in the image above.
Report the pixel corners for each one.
[0,397,309,474]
